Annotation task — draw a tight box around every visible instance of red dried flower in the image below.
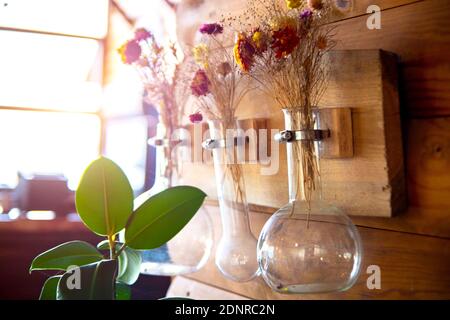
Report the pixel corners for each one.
[271,26,300,59]
[234,33,256,72]
[134,28,152,41]
[118,40,142,64]
[189,112,203,123]
[191,70,210,96]
[199,23,223,35]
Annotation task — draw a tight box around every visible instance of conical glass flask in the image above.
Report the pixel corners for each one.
[257,108,363,293]
[207,119,259,282]
[127,123,213,276]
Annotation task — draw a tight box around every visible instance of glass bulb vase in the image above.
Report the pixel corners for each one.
[129,124,213,276]
[208,119,259,282]
[257,108,363,294]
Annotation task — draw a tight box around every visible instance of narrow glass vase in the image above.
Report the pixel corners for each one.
[257,108,363,294]
[208,119,259,282]
[136,124,213,276]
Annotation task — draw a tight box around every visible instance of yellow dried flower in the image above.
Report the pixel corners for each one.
[251,29,268,53]
[192,43,209,68]
[252,31,262,45]
[286,0,302,9]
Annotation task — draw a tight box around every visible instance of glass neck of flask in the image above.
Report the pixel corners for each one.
[283,108,322,204]
[208,119,251,236]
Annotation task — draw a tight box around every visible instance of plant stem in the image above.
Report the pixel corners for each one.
[116,243,127,257]
[108,235,116,260]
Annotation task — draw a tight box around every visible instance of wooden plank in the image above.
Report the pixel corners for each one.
[178,0,450,118]
[330,0,422,17]
[167,276,249,300]
[185,205,450,299]
[406,117,450,210]
[318,107,354,159]
[183,50,405,217]
[203,199,450,238]
[332,0,450,117]
[198,115,450,238]
[176,0,420,45]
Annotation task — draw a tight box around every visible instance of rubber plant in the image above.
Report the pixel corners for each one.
[29,157,207,300]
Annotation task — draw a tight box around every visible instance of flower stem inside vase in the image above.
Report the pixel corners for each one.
[256,108,363,294]
[208,119,259,282]
[284,108,322,228]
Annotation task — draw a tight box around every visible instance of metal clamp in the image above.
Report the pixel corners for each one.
[202,136,249,150]
[274,129,330,143]
[148,138,183,147]
[202,138,225,150]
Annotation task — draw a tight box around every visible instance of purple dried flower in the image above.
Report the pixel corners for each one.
[118,40,141,64]
[199,23,223,35]
[300,9,313,20]
[134,28,152,41]
[191,70,210,96]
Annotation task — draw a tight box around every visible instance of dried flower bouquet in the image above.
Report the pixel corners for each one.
[232,0,336,209]
[119,29,191,187]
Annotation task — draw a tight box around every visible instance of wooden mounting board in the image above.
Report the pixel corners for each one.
[182,49,406,217]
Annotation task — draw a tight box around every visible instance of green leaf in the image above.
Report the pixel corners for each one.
[125,186,206,250]
[117,247,141,285]
[116,282,131,300]
[96,240,141,285]
[39,276,61,300]
[75,157,134,236]
[57,260,117,300]
[96,239,111,250]
[30,241,103,272]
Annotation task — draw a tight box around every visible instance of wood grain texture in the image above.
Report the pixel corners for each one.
[331,0,422,17]
[174,0,450,300]
[196,115,450,238]
[178,0,450,117]
[176,0,421,45]
[332,0,450,117]
[167,276,249,300]
[185,205,450,300]
[204,199,450,238]
[406,117,450,210]
[182,50,406,217]
[318,107,353,159]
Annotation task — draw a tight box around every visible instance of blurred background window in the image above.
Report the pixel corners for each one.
[0,0,175,196]
[0,0,108,190]
[0,0,175,300]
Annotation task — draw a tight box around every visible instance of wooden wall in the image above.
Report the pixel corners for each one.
[169,0,450,299]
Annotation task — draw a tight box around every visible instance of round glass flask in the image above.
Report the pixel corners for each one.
[257,108,363,293]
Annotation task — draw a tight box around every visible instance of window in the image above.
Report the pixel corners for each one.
[0,0,108,189]
[0,30,102,111]
[0,0,108,38]
[0,110,100,189]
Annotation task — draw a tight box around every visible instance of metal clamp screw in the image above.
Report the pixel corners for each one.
[275,129,330,143]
